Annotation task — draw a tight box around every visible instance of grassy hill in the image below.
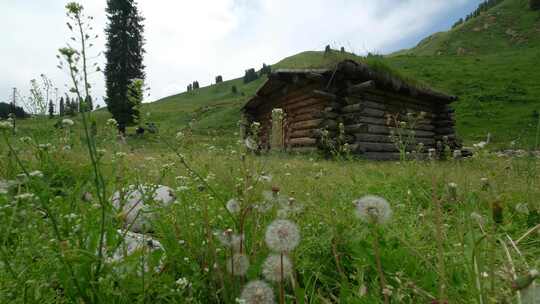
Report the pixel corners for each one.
[140,0,540,148]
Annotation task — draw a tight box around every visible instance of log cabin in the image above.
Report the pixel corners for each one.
[241,60,460,160]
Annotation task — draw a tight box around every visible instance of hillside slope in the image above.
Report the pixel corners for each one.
[143,0,540,147]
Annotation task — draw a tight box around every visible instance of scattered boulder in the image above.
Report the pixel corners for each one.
[112,184,176,233]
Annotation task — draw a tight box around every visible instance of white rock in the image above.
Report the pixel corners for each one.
[112,184,176,232]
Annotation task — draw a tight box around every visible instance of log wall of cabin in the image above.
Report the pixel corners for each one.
[336,89,457,160]
[249,84,327,151]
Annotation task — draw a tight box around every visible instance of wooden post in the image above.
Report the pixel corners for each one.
[270,108,285,151]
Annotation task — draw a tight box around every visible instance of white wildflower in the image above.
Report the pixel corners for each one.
[470,212,485,224]
[106,118,118,127]
[175,277,190,289]
[265,219,300,252]
[240,280,275,304]
[217,230,243,252]
[14,193,36,201]
[354,195,392,225]
[226,253,250,276]
[515,203,529,215]
[29,170,43,178]
[38,143,52,150]
[262,254,293,282]
[175,131,185,140]
[19,136,32,143]
[62,118,74,127]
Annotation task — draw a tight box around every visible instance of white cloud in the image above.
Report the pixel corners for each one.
[0,0,480,109]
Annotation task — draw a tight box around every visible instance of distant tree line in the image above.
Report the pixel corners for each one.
[451,0,504,28]
[0,102,26,119]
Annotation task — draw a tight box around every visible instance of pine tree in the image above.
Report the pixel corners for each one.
[243,68,258,84]
[59,97,65,116]
[85,95,93,111]
[105,0,145,133]
[65,97,72,116]
[48,100,54,118]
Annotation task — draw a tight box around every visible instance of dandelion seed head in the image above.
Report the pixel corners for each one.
[265,219,300,252]
[217,230,243,252]
[111,184,176,233]
[240,280,275,304]
[61,118,74,127]
[226,198,241,214]
[0,121,12,130]
[227,253,250,276]
[354,195,392,225]
[262,254,293,282]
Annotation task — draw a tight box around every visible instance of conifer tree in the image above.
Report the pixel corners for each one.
[104,0,145,133]
[59,97,65,116]
[48,100,54,118]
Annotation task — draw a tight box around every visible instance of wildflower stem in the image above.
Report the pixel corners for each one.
[63,24,109,280]
[0,245,17,279]
[280,252,285,304]
[432,177,447,302]
[372,229,389,304]
[165,139,238,227]
[3,133,90,302]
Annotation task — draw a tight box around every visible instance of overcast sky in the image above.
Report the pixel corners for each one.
[0,0,483,108]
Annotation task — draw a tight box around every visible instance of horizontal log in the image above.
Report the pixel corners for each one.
[288,137,317,147]
[347,81,376,94]
[286,98,325,112]
[293,112,316,122]
[356,142,397,152]
[363,89,439,107]
[313,90,337,101]
[314,111,339,119]
[294,105,324,116]
[346,97,437,119]
[342,114,435,131]
[435,127,455,134]
[320,120,338,130]
[433,120,455,127]
[354,134,435,145]
[305,72,325,82]
[345,124,435,137]
[292,119,323,130]
[289,129,315,138]
[341,105,386,117]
